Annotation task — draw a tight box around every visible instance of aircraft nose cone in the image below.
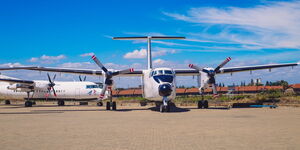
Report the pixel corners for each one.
[159,84,172,97]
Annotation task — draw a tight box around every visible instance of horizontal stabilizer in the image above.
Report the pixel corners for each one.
[113,36,185,40]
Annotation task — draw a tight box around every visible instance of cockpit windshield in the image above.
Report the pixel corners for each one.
[151,70,174,76]
[151,69,174,83]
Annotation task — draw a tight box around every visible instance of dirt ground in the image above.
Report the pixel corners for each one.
[0,103,299,150]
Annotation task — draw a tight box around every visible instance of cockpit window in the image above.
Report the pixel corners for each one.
[151,70,173,77]
[164,70,173,74]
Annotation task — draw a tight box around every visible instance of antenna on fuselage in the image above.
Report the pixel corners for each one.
[113,36,185,70]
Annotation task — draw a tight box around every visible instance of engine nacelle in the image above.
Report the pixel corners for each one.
[7,83,34,91]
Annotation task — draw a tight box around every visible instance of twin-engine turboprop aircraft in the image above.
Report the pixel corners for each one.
[0,74,105,107]
[1,36,299,112]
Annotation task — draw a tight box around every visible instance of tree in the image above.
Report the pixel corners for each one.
[266,81,269,86]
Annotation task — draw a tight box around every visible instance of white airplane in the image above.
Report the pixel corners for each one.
[1,36,299,112]
[0,74,106,107]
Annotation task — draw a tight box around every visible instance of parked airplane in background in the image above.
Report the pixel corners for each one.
[1,36,299,112]
[0,74,105,107]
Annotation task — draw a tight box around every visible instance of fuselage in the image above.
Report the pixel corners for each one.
[142,68,176,101]
[0,81,103,101]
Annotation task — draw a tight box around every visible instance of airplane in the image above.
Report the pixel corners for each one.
[0,36,299,112]
[0,73,106,107]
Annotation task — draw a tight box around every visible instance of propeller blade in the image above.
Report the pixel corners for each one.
[215,57,231,72]
[188,64,202,71]
[79,75,82,81]
[52,87,57,97]
[47,73,52,83]
[53,74,56,81]
[112,68,134,76]
[99,84,107,99]
[91,55,108,73]
[83,76,86,81]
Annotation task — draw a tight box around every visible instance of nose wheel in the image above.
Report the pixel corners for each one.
[159,104,170,112]
[160,97,171,113]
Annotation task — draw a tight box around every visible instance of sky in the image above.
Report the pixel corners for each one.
[0,0,300,87]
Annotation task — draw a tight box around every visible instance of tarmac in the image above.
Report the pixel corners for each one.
[0,103,299,150]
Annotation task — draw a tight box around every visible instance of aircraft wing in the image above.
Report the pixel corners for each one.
[174,62,298,76]
[217,63,298,74]
[0,66,143,76]
[0,78,34,84]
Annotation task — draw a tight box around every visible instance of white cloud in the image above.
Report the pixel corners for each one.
[0,62,23,67]
[153,59,167,65]
[123,49,176,59]
[28,54,66,64]
[29,57,38,62]
[59,62,93,68]
[80,52,95,57]
[164,1,300,49]
[124,49,147,59]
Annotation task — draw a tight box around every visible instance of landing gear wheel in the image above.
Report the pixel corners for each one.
[203,100,209,109]
[198,100,203,109]
[106,102,111,110]
[112,101,117,110]
[97,102,103,106]
[160,104,170,113]
[25,101,32,107]
[4,100,10,105]
[57,100,65,106]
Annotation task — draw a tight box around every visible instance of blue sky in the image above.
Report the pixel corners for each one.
[0,0,300,87]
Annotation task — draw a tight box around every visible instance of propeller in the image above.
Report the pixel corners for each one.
[91,55,134,99]
[47,73,57,97]
[79,75,87,82]
[189,57,231,96]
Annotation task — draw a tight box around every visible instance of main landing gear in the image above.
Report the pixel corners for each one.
[57,100,65,106]
[198,88,209,109]
[4,100,11,105]
[198,100,209,109]
[105,88,117,111]
[24,91,35,107]
[106,101,116,110]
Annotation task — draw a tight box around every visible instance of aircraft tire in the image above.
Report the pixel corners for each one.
[58,100,65,106]
[203,100,209,109]
[97,102,103,106]
[106,102,111,110]
[25,101,32,107]
[4,100,10,105]
[197,101,203,109]
[112,101,117,110]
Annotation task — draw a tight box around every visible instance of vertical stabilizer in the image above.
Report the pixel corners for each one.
[113,36,185,70]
